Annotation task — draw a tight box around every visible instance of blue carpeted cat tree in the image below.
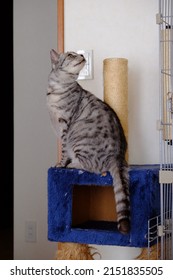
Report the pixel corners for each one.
[47,57,161,258]
[48,165,160,248]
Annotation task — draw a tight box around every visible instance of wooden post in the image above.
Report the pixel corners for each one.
[57,0,64,53]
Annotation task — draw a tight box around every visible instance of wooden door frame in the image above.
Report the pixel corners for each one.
[57,0,64,52]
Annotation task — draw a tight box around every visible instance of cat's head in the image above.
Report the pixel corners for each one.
[50,49,86,78]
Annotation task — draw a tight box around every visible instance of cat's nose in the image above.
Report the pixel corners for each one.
[80,54,84,59]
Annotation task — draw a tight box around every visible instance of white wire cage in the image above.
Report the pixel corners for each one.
[147,0,173,260]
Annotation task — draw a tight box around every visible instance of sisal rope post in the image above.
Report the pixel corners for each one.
[103,58,128,161]
[56,242,94,260]
[103,57,128,225]
[136,243,161,260]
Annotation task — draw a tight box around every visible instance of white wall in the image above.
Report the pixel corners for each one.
[65,0,160,165]
[14,0,57,259]
[64,0,159,259]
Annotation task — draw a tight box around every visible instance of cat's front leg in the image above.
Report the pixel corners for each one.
[66,162,83,169]
[65,156,83,170]
[55,162,63,167]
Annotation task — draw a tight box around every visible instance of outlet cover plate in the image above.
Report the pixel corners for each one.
[77,50,93,80]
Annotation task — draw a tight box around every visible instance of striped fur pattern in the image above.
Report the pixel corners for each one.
[47,49,130,234]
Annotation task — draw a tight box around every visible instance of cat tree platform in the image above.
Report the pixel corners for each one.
[48,165,160,247]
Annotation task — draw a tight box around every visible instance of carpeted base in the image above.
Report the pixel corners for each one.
[48,165,160,247]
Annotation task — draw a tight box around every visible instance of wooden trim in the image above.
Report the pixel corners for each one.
[57,0,64,52]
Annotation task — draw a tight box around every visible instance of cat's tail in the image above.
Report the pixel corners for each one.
[109,162,130,234]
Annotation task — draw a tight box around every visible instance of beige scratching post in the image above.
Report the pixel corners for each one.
[103,58,128,161]
[103,57,128,225]
[56,243,94,260]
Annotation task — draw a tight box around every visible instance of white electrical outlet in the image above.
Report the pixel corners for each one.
[77,50,93,80]
[25,221,37,242]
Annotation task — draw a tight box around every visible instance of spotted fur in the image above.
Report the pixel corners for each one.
[47,49,130,234]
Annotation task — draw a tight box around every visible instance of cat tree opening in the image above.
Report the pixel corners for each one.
[72,184,117,231]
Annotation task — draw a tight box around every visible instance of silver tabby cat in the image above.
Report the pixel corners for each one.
[47,49,130,234]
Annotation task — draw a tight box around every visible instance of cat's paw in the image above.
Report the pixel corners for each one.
[101,172,107,177]
[118,219,130,235]
[54,162,62,168]
[66,162,82,169]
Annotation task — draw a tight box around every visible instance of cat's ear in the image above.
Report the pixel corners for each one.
[50,49,59,68]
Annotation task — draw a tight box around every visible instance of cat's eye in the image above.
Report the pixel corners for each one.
[68,53,74,58]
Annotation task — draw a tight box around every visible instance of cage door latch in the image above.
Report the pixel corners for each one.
[158,225,165,237]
